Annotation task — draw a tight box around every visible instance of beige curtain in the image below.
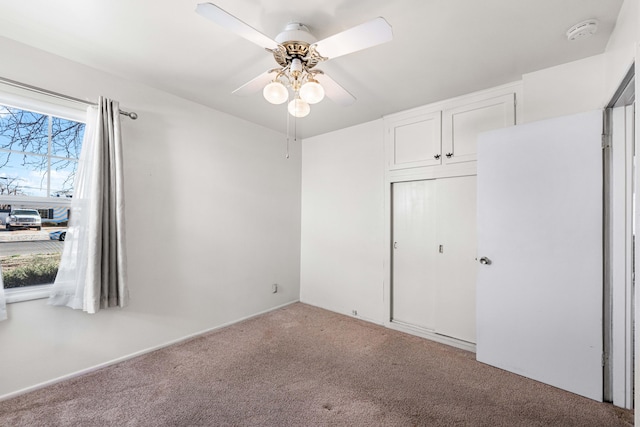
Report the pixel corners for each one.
[49,97,128,313]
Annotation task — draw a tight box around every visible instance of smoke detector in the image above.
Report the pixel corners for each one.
[566,19,598,41]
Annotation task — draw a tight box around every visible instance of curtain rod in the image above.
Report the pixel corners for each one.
[0,76,138,120]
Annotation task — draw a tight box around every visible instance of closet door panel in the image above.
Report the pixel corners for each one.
[434,176,478,343]
[392,180,437,329]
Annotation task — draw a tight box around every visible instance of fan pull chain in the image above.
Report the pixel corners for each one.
[284,92,298,160]
[284,91,290,159]
[285,100,290,159]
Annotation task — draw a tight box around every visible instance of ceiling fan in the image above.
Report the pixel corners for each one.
[195,3,393,118]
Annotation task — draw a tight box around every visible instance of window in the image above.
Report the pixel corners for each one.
[0,92,85,302]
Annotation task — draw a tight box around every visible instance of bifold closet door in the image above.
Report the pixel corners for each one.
[391,180,437,329]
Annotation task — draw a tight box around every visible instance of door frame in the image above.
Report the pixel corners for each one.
[604,64,635,408]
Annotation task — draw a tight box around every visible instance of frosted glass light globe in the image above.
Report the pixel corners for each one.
[299,81,325,104]
[288,98,310,118]
[263,81,288,104]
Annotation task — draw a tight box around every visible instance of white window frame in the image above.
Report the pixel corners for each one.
[0,84,86,303]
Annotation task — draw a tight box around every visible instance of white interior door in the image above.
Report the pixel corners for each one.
[476,110,603,401]
[392,180,437,329]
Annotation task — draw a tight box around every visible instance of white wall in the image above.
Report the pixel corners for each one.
[0,37,301,398]
[522,54,606,123]
[300,120,385,323]
[298,60,608,327]
[521,0,638,124]
[603,0,638,99]
[299,2,637,333]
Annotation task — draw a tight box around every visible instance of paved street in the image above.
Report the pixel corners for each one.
[0,227,66,243]
[0,240,64,256]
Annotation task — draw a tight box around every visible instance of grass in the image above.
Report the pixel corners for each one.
[1,253,61,288]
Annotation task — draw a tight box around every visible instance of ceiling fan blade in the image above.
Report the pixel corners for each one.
[315,73,356,106]
[196,3,278,50]
[314,17,393,60]
[232,70,278,96]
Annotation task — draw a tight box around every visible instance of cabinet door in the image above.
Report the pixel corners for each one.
[442,94,515,165]
[391,180,437,330]
[434,176,477,343]
[388,111,441,170]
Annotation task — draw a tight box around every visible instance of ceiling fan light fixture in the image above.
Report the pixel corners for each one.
[288,97,310,118]
[196,3,393,125]
[299,80,325,104]
[263,81,288,104]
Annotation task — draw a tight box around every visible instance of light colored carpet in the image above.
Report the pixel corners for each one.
[0,302,634,426]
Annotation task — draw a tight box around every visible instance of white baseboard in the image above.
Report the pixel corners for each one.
[387,320,476,353]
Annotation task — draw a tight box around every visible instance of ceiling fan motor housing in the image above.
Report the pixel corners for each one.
[275,23,316,44]
[271,23,325,70]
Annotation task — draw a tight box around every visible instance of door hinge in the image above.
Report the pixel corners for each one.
[601,134,610,150]
[602,352,607,367]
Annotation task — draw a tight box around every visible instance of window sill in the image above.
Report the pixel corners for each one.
[5,284,51,303]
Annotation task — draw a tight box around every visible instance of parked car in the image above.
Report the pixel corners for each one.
[49,229,67,241]
[5,209,42,230]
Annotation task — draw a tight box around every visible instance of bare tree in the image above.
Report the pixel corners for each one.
[0,176,25,210]
[0,106,84,194]
[0,176,25,196]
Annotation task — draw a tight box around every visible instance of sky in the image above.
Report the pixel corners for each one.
[0,105,84,197]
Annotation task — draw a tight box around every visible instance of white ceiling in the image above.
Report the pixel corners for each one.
[0,0,624,138]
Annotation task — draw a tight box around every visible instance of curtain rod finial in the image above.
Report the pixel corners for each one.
[120,110,138,120]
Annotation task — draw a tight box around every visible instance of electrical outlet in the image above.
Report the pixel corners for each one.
[352,310,358,316]
[272,283,278,293]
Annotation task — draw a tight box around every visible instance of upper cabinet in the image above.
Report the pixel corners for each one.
[387,110,441,170]
[384,83,520,175]
[442,93,515,165]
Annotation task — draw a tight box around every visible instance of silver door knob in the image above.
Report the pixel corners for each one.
[479,257,491,265]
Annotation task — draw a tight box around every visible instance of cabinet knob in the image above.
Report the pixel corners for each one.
[434,154,441,160]
[445,152,453,158]
[479,256,491,265]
